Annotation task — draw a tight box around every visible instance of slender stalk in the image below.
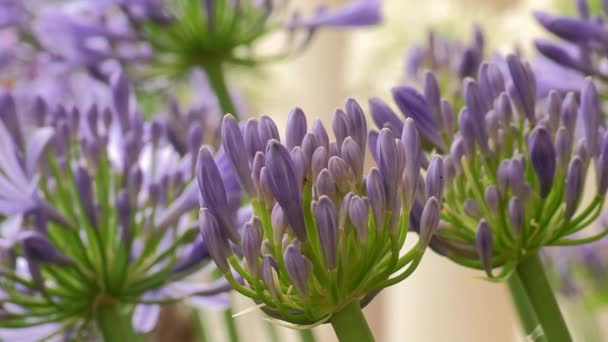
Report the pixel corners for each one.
[96,304,141,342]
[299,329,316,342]
[515,252,572,342]
[191,309,209,342]
[330,301,375,342]
[203,62,239,118]
[223,308,240,342]
[507,273,547,342]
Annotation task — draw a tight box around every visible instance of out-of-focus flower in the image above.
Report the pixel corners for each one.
[372,54,608,280]
[197,102,441,326]
[0,72,233,339]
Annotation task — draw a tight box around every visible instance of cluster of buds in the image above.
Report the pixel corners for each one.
[405,24,485,101]
[534,0,608,82]
[370,54,608,279]
[198,101,442,325]
[0,73,234,337]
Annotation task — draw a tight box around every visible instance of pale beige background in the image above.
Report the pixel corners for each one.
[220,0,575,341]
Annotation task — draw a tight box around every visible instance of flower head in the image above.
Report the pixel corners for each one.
[0,72,232,337]
[372,54,608,280]
[198,102,441,325]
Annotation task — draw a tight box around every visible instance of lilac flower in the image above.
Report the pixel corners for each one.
[0,73,233,337]
[198,103,441,325]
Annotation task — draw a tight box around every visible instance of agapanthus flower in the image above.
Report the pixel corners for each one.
[0,72,234,339]
[372,53,608,341]
[534,1,608,82]
[197,100,441,337]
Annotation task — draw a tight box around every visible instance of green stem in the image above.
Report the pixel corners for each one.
[330,301,375,342]
[507,273,547,342]
[203,62,239,118]
[223,308,240,342]
[96,304,141,342]
[299,329,316,342]
[515,252,572,342]
[191,309,209,342]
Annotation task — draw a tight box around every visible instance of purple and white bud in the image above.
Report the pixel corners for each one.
[311,146,328,182]
[341,137,364,181]
[75,166,98,229]
[314,196,339,269]
[580,78,601,157]
[424,72,443,130]
[366,167,386,231]
[291,146,307,187]
[555,127,572,171]
[262,255,280,299]
[222,115,255,196]
[419,197,440,247]
[348,195,369,241]
[199,208,231,273]
[506,54,536,123]
[316,168,337,199]
[311,119,329,150]
[377,128,400,209]
[301,133,318,168]
[332,109,349,149]
[22,232,72,265]
[464,199,482,219]
[271,204,287,245]
[560,92,578,139]
[485,185,500,212]
[369,97,404,133]
[508,197,524,234]
[328,156,355,193]
[244,118,263,162]
[345,98,367,154]
[425,155,444,203]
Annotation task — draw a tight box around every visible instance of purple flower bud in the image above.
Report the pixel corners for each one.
[329,141,341,159]
[311,147,328,182]
[311,119,329,150]
[112,71,131,132]
[271,204,287,245]
[546,91,562,134]
[341,137,364,181]
[377,128,400,209]
[529,127,557,198]
[286,108,307,151]
[419,197,440,247]
[0,93,23,149]
[74,166,97,229]
[458,47,482,79]
[117,189,132,247]
[464,199,482,219]
[392,86,443,150]
[259,167,275,207]
[475,220,493,276]
[369,97,403,133]
[314,196,339,269]
[261,255,280,299]
[301,133,318,168]
[31,96,47,126]
[332,109,348,149]
[401,118,421,207]
[565,157,585,219]
[535,39,592,75]
[485,185,500,212]
[534,11,606,43]
[85,104,99,138]
[316,168,336,198]
[425,155,444,202]
[258,115,280,145]
[424,72,443,130]
[222,115,255,196]
[328,155,355,193]
[348,195,369,241]
[265,140,307,241]
[478,63,505,103]
[366,167,385,231]
[574,139,589,162]
[597,133,608,195]
[199,208,231,273]
[242,217,263,276]
[555,127,572,171]
[580,78,601,157]
[506,54,536,122]
[508,196,524,234]
[252,151,264,195]
[149,119,163,147]
[458,108,476,155]
[561,92,578,139]
[22,232,72,265]
[463,79,490,153]
[197,147,239,244]
[284,245,312,298]
[245,119,263,162]
[367,130,379,161]
[495,93,513,125]
[345,98,367,154]
[172,237,210,275]
[441,100,455,139]
[291,146,307,187]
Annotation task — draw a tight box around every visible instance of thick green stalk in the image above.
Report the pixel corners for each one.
[96,304,141,342]
[515,252,572,342]
[507,273,547,342]
[223,308,240,342]
[299,329,316,342]
[330,301,375,342]
[203,62,239,118]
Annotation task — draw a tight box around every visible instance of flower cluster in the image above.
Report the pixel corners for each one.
[197,101,442,325]
[371,54,608,279]
[0,73,234,338]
